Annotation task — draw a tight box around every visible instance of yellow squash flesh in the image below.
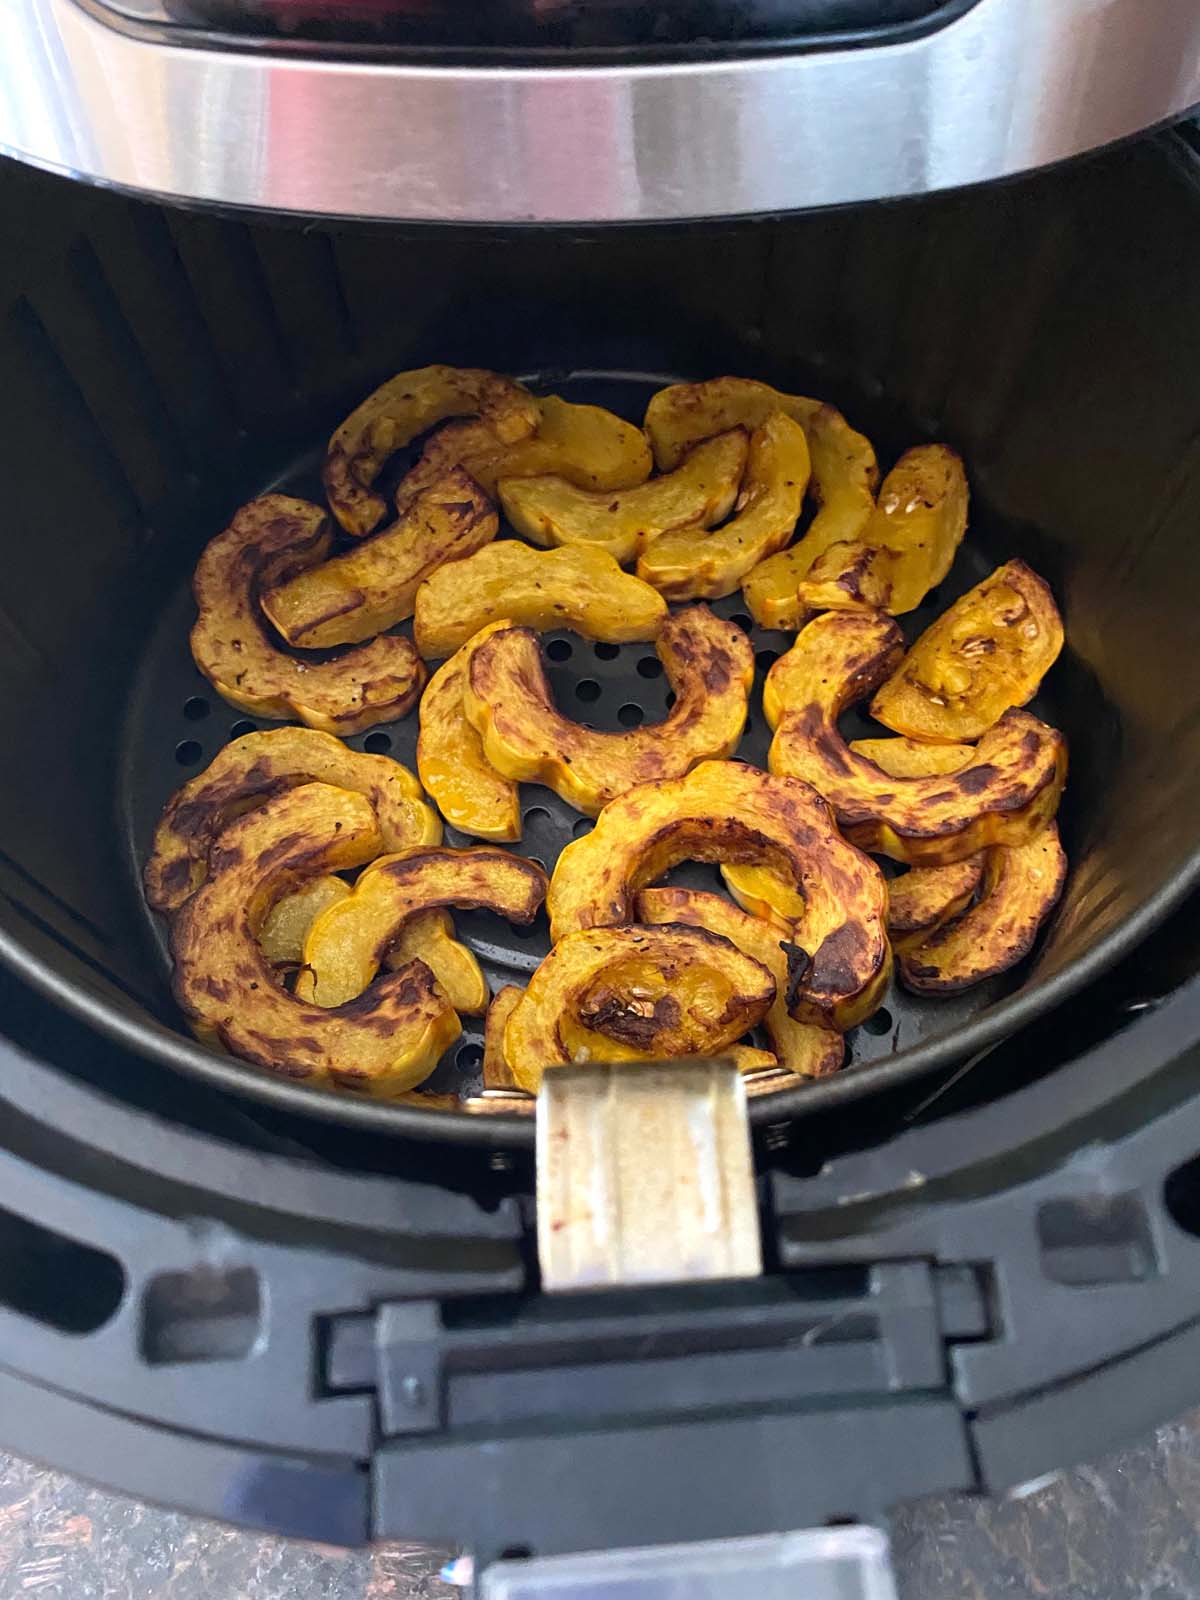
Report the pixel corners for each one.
[296,846,547,1008]
[636,888,844,1077]
[386,907,489,1016]
[547,759,889,1031]
[395,395,652,510]
[637,414,810,599]
[413,541,667,659]
[144,725,440,914]
[190,496,426,736]
[463,606,754,816]
[860,445,969,614]
[503,924,775,1094]
[482,985,524,1091]
[898,824,1067,993]
[870,559,1064,741]
[498,430,748,564]
[766,611,1068,865]
[324,365,538,537]
[793,540,896,616]
[260,875,351,966]
[170,784,459,1096]
[416,621,521,841]
[261,470,497,649]
[848,737,976,777]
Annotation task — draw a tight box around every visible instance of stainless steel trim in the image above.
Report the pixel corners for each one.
[2,0,1199,222]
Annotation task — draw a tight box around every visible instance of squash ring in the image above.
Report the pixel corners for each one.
[416,621,522,841]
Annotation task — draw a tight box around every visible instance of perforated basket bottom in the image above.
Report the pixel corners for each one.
[119,371,1053,1109]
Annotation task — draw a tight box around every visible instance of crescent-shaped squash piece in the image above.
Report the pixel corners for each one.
[416,621,522,841]
[635,888,844,1077]
[463,606,753,817]
[547,759,889,1031]
[498,431,749,564]
[413,542,667,659]
[765,611,1068,865]
[792,540,896,616]
[170,784,459,1095]
[395,395,652,511]
[384,907,490,1016]
[502,924,776,1094]
[296,846,547,1008]
[870,560,1064,742]
[260,875,352,966]
[324,365,538,537]
[145,726,440,914]
[898,824,1067,993]
[636,414,809,600]
[190,496,426,736]
[482,985,525,1091]
[261,470,497,649]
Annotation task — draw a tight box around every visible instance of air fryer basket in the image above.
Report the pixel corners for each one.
[2,132,1200,1143]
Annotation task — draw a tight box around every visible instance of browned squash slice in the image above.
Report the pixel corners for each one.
[190,496,426,736]
[636,888,844,1076]
[888,858,984,949]
[502,924,775,1094]
[637,415,809,599]
[260,875,351,966]
[870,559,1065,742]
[547,759,889,1031]
[385,907,489,1015]
[413,542,667,659]
[765,611,1068,865]
[792,540,896,615]
[296,847,547,1008]
[416,621,521,842]
[482,985,525,1091]
[899,824,1067,993]
[395,395,653,510]
[261,470,496,649]
[324,365,538,537]
[144,725,440,914]
[171,784,459,1095]
[463,606,753,816]
[847,737,976,777]
[498,431,749,565]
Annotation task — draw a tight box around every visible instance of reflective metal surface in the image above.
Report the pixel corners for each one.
[1,0,1199,221]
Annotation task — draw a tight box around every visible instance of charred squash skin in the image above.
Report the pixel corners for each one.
[324,365,538,537]
[170,784,460,1096]
[765,611,1067,866]
[190,495,426,736]
[145,726,440,914]
[547,759,889,1031]
[463,606,754,816]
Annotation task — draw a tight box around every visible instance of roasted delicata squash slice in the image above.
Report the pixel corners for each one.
[260,875,351,966]
[395,395,653,510]
[498,431,748,565]
[792,540,896,616]
[171,784,459,1095]
[847,737,976,777]
[547,759,889,1030]
[765,611,1068,865]
[870,559,1064,742]
[296,846,547,1008]
[261,470,496,649]
[898,824,1067,993]
[636,888,844,1077]
[502,924,776,1094]
[416,622,521,841]
[190,496,426,736]
[413,542,667,659]
[385,907,489,1015]
[637,414,809,600]
[463,606,754,816]
[888,858,984,950]
[324,365,538,537]
[145,726,440,914]
[482,985,524,1090]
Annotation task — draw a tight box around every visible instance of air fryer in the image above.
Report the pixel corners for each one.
[3,0,1200,1591]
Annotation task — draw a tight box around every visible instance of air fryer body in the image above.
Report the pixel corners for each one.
[3,0,1200,1577]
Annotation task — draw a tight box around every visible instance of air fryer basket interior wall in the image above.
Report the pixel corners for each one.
[2,132,1200,1143]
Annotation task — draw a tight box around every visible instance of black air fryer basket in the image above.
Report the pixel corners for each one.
[5,121,1200,1572]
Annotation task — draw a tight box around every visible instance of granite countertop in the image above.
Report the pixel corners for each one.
[4,1412,1200,1599]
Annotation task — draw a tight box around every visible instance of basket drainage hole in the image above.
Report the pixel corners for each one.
[228,719,257,740]
[594,641,620,661]
[637,655,663,679]
[546,639,573,662]
[175,740,204,767]
[756,649,779,672]
[363,732,392,754]
[182,696,210,721]
[576,680,601,704]
[618,704,644,728]
[524,806,552,826]
[572,817,593,838]
[457,1042,484,1070]
[861,1007,893,1037]
[731,613,753,632]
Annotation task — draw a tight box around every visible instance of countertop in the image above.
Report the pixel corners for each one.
[5,1411,1200,1599]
